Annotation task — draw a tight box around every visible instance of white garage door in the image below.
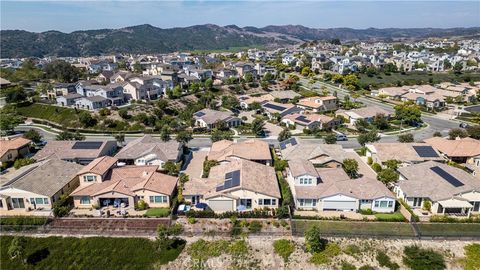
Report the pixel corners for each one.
[208,200,234,212]
[322,201,356,211]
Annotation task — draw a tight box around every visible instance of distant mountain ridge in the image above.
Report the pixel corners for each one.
[1,24,479,58]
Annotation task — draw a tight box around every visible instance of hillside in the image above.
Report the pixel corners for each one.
[1,24,479,58]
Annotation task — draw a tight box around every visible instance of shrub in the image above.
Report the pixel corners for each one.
[344,244,362,258]
[359,266,375,270]
[422,200,432,211]
[188,217,197,224]
[273,239,295,263]
[376,251,400,270]
[309,243,341,265]
[359,209,373,215]
[367,156,373,165]
[13,158,36,169]
[276,205,290,219]
[371,163,382,172]
[202,159,219,178]
[135,200,148,210]
[272,221,280,228]
[341,261,357,270]
[280,220,289,227]
[464,243,480,270]
[52,194,73,217]
[248,221,262,233]
[402,245,445,270]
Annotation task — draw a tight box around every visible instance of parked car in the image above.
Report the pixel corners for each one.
[336,133,348,141]
[459,122,470,128]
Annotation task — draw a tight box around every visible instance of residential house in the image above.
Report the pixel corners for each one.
[193,109,242,130]
[296,96,338,112]
[96,70,114,83]
[208,139,272,165]
[286,161,395,212]
[75,96,110,110]
[0,159,83,214]
[56,93,83,106]
[366,143,444,167]
[71,156,178,209]
[237,94,274,110]
[235,63,256,77]
[282,113,336,130]
[183,158,281,212]
[269,90,301,103]
[48,83,77,99]
[336,106,392,126]
[424,137,480,165]
[261,101,302,119]
[395,161,480,216]
[111,71,135,83]
[34,140,117,165]
[0,137,31,166]
[115,135,183,169]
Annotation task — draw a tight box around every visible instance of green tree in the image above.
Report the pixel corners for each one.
[0,111,23,134]
[79,112,97,128]
[324,134,337,144]
[466,125,480,140]
[44,60,80,82]
[301,67,311,77]
[398,133,414,143]
[278,128,292,142]
[163,161,180,176]
[133,62,142,74]
[377,168,399,184]
[160,126,171,142]
[176,130,193,144]
[24,129,42,143]
[357,130,380,146]
[156,223,184,252]
[13,158,36,169]
[304,225,328,253]
[373,113,389,130]
[211,129,233,142]
[402,246,445,270]
[251,119,265,136]
[244,72,254,83]
[204,78,213,90]
[394,101,422,126]
[36,82,53,95]
[448,128,468,140]
[3,86,27,103]
[342,158,359,179]
[114,133,125,146]
[384,160,400,170]
[343,74,359,90]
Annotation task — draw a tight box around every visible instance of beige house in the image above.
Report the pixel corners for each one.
[0,159,82,215]
[296,96,338,112]
[282,113,336,131]
[395,161,480,216]
[424,137,480,166]
[183,159,280,212]
[208,139,272,165]
[34,140,117,165]
[193,109,242,130]
[366,142,444,167]
[0,137,31,166]
[71,156,178,209]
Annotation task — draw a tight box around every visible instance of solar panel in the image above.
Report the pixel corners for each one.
[72,141,103,150]
[412,146,439,158]
[215,185,224,192]
[280,142,286,150]
[225,171,233,179]
[290,138,298,146]
[224,180,233,189]
[263,103,286,111]
[430,166,464,187]
[194,111,205,117]
[295,115,310,123]
[231,170,240,187]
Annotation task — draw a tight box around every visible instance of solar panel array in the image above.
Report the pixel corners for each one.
[295,115,310,123]
[263,103,286,111]
[430,166,464,187]
[72,141,103,150]
[412,145,439,158]
[194,111,205,117]
[215,170,241,192]
[279,137,298,150]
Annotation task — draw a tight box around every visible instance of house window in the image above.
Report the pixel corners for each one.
[388,201,393,208]
[239,199,252,209]
[11,198,25,208]
[150,196,167,204]
[83,175,97,182]
[31,198,47,205]
[299,178,313,185]
[375,200,392,208]
[80,197,91,205]
[259,199,276,206]
[374,201,379,207]
[0,200,3,208]
[299,199,316,207]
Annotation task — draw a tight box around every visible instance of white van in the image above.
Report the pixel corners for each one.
[336,133,348,141]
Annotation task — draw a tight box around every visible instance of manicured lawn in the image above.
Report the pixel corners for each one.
[358,72,480,89]
[291,220,415,237]
[374,212,407,222]
[145,208,170,217]
[16,103,81,127]
[417,223,480,237]
[0,236,184,270]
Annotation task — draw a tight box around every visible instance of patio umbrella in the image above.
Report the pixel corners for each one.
[195,203,208,209]
[237,205,247,211]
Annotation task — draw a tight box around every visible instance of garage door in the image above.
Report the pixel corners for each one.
[322,201,356,211]
[208,200,234,212]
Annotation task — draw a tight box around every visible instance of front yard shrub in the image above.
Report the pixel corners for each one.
[464,243,480,270]
[186,208,275,219]
[305,225,328,253]
[248,221,262,233]
[371,163,382,172]
[273,239,295,263]
[402,245,445,270]
[187,217,197,224]
[376,251,400,270]
[135,200,148,210]
[344,244,362,258]
[52,194,73,217]
[367,156,373,165]
[13,158,36,169]
[276,205,290,218]
[359,208,373,215]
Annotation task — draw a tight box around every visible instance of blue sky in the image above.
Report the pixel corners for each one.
[1,1,479,32]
